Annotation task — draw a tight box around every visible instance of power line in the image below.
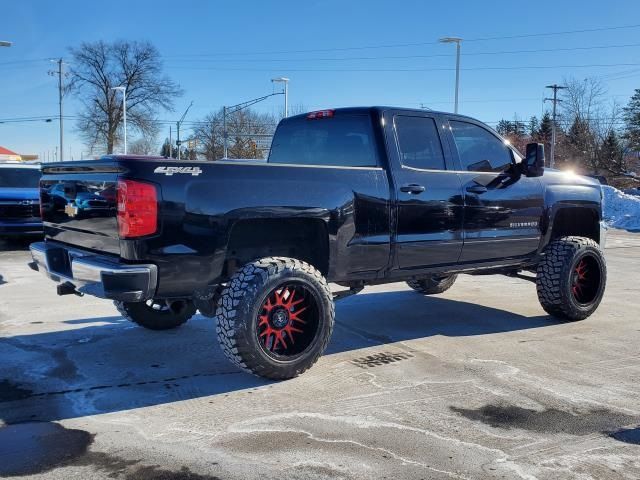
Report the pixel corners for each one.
[7,38,640,69]
[164,23,640,57]
[164,62,640,73]
[166,42,640,64]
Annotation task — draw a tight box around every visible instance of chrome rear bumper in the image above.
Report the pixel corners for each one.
[29,241,157,302]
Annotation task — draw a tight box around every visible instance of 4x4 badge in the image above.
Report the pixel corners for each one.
[154,166,202,176]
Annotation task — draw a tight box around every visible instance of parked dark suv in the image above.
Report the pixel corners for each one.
[0,162,42,236]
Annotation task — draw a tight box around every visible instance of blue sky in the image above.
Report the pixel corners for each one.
[1,0,639,159]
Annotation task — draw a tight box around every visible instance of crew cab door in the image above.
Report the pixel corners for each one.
[383,110,464,270]
[442,118,544,263]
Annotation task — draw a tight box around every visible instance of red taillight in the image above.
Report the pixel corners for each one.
[117,179,158,238]
[306,109,334,119]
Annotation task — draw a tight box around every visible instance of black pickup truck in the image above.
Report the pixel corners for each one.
[30,107,607,379]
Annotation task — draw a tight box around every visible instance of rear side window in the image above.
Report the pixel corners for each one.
[268,115,378,167]
[394,116,446,170]
[450,121,513,172]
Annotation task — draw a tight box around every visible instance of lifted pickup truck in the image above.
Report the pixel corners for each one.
[30,107,607,379]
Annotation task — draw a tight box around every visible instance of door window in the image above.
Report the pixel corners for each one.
[450,121,513,172]
[394,116,446,170]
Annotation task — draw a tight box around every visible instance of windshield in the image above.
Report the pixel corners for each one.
[0,168,41,188]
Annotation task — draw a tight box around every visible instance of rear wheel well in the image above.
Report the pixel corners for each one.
[550,207,600,243]
[224,218,329,278]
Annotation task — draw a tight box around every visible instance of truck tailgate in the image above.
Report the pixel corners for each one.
[40,162,121,255]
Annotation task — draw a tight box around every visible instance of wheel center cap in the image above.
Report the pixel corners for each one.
[271,308,289,328]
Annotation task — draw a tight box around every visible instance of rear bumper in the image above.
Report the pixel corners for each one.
[29,241,157,302]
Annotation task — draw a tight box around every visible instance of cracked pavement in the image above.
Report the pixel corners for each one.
[0,231,639,479]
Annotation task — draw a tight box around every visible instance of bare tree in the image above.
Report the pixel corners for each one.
[128,129,159,156]
[68,40,182,154]
[193,108,277,160]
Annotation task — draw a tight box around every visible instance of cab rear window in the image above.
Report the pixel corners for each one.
[268,115,379,167]
[0,168,41,188]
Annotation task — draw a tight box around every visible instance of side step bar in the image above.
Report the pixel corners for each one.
[333,286,364,301]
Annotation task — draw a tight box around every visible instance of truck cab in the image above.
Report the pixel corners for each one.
[29,107,606,380]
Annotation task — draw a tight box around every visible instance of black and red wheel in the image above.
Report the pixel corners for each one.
[214,257,334,379]
[536,236,607,321]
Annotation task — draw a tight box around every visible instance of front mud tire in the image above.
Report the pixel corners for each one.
[214,257,334,380]
[536,236,606,321]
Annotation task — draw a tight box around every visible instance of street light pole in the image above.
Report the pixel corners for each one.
[222,88,285,159]
[0,41,12,47]
[439,37,462,114]
[271,77,290,118]
[111,86,127,154]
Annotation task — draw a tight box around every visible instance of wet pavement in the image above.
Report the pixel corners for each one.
[1,231,639,479]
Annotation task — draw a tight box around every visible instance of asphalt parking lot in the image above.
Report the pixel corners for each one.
[1,231,639,480]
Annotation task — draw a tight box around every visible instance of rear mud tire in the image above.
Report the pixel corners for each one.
[214,257,334,380]
[114,299,196,330]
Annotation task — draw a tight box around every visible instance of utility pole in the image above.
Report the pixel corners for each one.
[169,126,172,158]
[223,106,227,158]
[176,101,194,160]
[545,84,566,169]
[49,59,65,161]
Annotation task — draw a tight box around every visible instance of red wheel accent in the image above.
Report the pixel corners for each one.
[257,285,311,355]
[571,258,588,299]
[571,255,601,305]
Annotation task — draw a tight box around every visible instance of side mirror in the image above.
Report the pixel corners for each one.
[523,143,545,177]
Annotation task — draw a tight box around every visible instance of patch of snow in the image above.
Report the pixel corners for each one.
[601,185,640,231]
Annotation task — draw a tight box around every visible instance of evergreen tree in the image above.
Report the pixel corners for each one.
[512,117,525,137]
[496,119,513,136]
[564,116,596,170]
[160,138,172,157]
[528,116,540,137]
[538,112,553,141]
[622,88,640,152]
[599,130,624,172]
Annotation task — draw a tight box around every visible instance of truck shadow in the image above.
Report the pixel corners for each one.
[0,291,556,424]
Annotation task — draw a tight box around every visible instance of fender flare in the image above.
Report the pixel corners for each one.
[537,184,602,254]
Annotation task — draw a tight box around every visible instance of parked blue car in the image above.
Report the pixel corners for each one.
[0,162,42,236]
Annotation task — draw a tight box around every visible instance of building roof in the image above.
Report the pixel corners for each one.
[0,146,19,156]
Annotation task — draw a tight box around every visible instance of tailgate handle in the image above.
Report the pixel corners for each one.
[400,183,426,194]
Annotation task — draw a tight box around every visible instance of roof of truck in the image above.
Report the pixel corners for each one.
[286,106,480,123]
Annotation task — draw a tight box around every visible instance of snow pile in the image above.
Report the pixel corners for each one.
[601,185,640,231]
